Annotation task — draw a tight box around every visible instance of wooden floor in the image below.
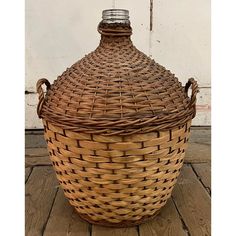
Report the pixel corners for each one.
[25,128,211,236]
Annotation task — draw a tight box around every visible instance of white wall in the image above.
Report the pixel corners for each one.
[25,0,211,128]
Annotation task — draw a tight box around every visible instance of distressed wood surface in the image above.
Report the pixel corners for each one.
[189,128,211,145]
[44,188,90,236]
[192,163,211,193]
[25,167,32,183]
[25,166,58,236]
[172,165,211,236]
[25,155,51,167]
[92,225,138,236]
[139,198,188,236]
[25,147,48,157]
[25,134,47,148]
[185,143,210,163]
[25,147,51,167]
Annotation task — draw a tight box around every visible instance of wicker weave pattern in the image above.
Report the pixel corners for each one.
[36,23,198,136]
[43,119,191,224]
[37,17,199,226]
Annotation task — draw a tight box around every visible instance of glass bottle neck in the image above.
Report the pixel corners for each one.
[97,9,133,48]
[102,9,130,24]
[98,9,132,38]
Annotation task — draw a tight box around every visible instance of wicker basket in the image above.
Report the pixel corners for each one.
[36,9,199,227]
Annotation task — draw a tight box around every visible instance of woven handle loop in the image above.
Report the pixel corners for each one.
[36,78,51,118]
[185,78,199,117]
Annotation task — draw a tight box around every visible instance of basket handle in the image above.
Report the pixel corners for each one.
[36,78,51,118]
[184,78,199,116]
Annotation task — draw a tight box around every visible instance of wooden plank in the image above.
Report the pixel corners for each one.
[26,130,44,135]
[25,134,47,148]
[44,188,90,236]
[92,225,138,236]
[189,128,211,145]
[25,147,48,157]
[25,166,58,236]
[25,148,51,167]
[184,128,211,164]
[139,198,188,236]
[192,163,211,193]
[25,167,32,183]
[184,142,211,163]
[172,165,211,236]
[25,156,51,167]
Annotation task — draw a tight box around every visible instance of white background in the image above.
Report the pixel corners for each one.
[25,0,211,128]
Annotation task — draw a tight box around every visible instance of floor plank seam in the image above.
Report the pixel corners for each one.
[205,187,211,195]
[25,155,49,157]
[25,167,33,184]
[189,141,211,146]
[190,164,211,196]
[184,161,208,164]
[171,196,191,236]
[42,186,59,236]
[190,127,211,130]
[89,223,92,236]
[26,164,52,168]
[136,225,140,236]
[65,210,74,235]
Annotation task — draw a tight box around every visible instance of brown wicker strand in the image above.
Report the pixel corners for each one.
[37,77,198,135]
[185,78,199,117]
[36,78,51,118]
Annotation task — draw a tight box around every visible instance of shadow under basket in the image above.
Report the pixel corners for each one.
[36,9,199,227]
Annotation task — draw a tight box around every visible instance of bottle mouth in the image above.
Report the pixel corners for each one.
[102,9,130,24]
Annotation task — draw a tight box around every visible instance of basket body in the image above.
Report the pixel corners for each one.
[43,119,191,227]
[36,9,199,227]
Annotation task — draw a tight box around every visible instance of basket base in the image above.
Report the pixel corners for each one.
[76,209,161,228]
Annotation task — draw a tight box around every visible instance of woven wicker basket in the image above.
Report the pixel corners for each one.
[36,9,199,227]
